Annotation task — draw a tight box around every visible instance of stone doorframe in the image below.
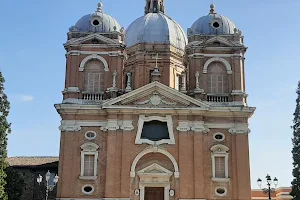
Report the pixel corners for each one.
[137,163,173,200]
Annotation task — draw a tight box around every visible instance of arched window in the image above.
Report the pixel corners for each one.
[207,62,228,94]
[84,59,105,93]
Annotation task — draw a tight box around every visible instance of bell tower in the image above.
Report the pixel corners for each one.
[186,4,247,106]
[145,0,165,14]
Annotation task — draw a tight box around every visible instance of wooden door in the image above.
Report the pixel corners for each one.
[145,187,164,200]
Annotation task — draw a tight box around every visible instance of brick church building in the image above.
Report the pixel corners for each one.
[55,1,256,200]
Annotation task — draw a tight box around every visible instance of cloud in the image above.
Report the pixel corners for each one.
[20,95,34,102]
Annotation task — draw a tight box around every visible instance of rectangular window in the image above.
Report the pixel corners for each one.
[209,75,226,94]
[86,73,103,92]
[83,155,95,176]
[215,156,226,178]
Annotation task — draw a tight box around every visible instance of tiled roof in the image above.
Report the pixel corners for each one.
[7,157,59,167]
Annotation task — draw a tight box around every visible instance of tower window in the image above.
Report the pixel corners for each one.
[207,62,228,94]
[84,59,105,93]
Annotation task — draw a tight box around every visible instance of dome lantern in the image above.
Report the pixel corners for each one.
[145,0,165,14]
[70,2,122,33]
[189,4,237,35]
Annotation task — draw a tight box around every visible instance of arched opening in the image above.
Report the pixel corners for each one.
[207,62,229,94]
[83,59,105,93]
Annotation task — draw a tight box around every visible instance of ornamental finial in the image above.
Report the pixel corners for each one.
[210,4,215,13]
[97,2,103,12]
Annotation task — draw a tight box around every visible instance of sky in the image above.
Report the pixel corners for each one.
[1,0,299,190]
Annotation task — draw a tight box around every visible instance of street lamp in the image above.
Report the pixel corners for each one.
[37,170,59,200]
[257,174,278,200]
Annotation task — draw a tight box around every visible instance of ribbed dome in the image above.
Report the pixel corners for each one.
[190,5,237,35]
[70,3,122,33]
[125,13,187,50]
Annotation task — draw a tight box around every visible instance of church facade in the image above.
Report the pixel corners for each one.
[55,1,255,200]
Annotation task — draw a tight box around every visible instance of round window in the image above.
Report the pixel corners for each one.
[215,187,227,196]
[213,22,220,28]
[92,19,100,26]
[82,185,94,195]
[85,131,97,140]
[211,19,222,29]
[213,133,225,142]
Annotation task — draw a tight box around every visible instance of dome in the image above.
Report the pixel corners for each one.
[125,13,187,50]
[71,3,122,33]
[190,5,237,35]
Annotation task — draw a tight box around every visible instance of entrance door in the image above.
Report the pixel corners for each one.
[145,187,164,200]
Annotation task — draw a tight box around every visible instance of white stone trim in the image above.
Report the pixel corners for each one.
[177,121,210,133]
[211,144,229,180]
[80,143,99,179]
[82,184,94,195]
[59,120,81,132]
[231,90,247,96]
[59,120,134,132]
[79,54,109,72]
[130,146,179,178]
[135,115,175,145]
[67,50,123,56]
[203,57,232,74]
[62,87,80,94]
[229,124,251,134]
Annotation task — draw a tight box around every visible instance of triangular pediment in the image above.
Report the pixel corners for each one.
[137,163,173,175]
[188,36,244,48]
[102,82,210,108]
[64,33,122,47]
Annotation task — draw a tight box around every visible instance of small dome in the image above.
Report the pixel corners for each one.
[125,13,187,50]
[71,3,122,33]
[190,5,237,35]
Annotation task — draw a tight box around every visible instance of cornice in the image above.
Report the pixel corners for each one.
[55,103,255,118]
[66,50,124,57]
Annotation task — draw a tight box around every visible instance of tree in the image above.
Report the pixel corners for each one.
[4,167,25,200]
[291,81,300,200]
[0,71,11,200]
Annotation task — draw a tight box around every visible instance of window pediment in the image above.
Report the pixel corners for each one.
[81,142,99,152]
[210,144,229,153]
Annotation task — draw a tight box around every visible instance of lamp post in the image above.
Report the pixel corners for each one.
[37,170,59,200]
[257,174,278,200]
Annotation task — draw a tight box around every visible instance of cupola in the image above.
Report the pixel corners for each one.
[69,3,122,33]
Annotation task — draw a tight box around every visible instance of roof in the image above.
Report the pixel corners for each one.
[8,157,59,167]
[190,13,236,35]
[125,13,187,50]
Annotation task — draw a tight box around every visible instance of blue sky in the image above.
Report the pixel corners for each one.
[1,0,299,189]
